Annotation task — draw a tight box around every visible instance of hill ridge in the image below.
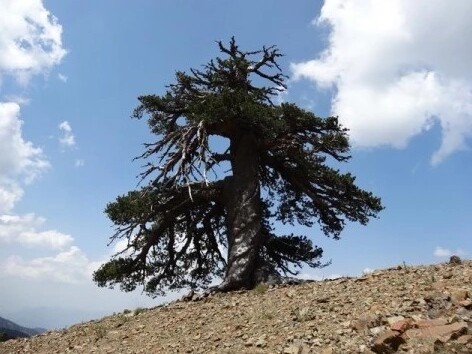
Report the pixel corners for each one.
[0,316,45,341]
[1,259,471,353]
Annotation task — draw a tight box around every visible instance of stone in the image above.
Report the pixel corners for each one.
[181,290,194,302]
[423,293,452,319]
[449,255,462,265]
[442,271,453,279]
[255,336,267,347]
[415,318,448,328]
[320,347,335,354]
[370,326,385,336]
[283,344,302,354]
[451,288,468,304]
[244,339,254,347]
[389,319,412,333]
[2,260,472,354]
[191,293,202,301]
[352,314,380,331]
[403,321,468,343]
[386,316,405,326]
[456,334,472,344]
[403,337,436,354]
[371,330,405,354]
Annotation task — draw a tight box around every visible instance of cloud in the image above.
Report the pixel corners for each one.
[57,73,68,82]
[2,95,30,105]
[2,247,93,284]
[75,159,84,168]
[0,213,73,250]
[0,0,67,85]
[0,181,24,215]
[0,102,49,184]
[433,246,466,258]
[0,102,49,214]
[58,120,76,147]
[291,0,472,165]
[298,272,342,281]
[1,2,151,328]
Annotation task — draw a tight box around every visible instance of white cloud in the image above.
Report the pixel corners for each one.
[0,181,24,215]
[0,213,73,250]
[2,247,92,284]
[298,272,342,281]
[75,159,84,168]
[362,267,374,275]
[291,0,472,165]
[0,0,67,85]
[0,102,49,184]
[298,273,322,281]
[2,95,30,105]
[58,120,76,147]
[433,246,466,258]
[57,73,68,82]
[112,238,131,254]
[0,102,49,214]
[2,2,150,329]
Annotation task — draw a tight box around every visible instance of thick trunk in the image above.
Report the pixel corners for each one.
[214,132,283,292]
[217,132,262,291]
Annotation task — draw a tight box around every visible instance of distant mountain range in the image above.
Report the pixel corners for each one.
[0,316,46,342]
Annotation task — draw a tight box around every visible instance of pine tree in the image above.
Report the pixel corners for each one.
[93,38,383,294]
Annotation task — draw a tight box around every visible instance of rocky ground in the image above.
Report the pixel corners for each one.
[1,257,472,353]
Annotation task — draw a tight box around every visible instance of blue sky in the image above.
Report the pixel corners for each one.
[0,0,471,329]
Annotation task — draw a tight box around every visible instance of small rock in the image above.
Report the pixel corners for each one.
[283,344,302,354]
[181,290,194,302]
[456,334,472,344]
[355,276,369,282]
[253,335,267,347]
[386,316,405,326]
[316,297,330,303]
[390,319,412,333]
[286,289,297,298]
[451,288,468,304]
[449,255,462,265]
[371,330,405,354]
[403,321,468,343]
[415,318,448,328]
[352,314,380,331]
[255,338,267,347]
[442,271,453,279]
[320,346,335,354]
[191,293,202,301]
[370,326,385,336]
[459,299,472,309]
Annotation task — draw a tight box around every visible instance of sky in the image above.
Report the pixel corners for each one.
[0,0,471,329]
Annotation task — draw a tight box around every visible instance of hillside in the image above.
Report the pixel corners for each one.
[1,259,471,353]
[0,316,45,342]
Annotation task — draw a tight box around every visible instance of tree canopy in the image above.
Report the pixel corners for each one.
[93,38,383,295]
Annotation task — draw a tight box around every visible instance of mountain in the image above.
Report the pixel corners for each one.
[0,316,46,342]
[1,259,471,353]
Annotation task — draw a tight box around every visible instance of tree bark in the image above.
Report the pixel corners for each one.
[217,132,263,291]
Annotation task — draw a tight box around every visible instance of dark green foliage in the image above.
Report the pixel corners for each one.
[0,329,29,342]
[94,38,383,295]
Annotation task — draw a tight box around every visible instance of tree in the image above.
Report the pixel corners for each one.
[0,331,8,342]
[93,38,383,295]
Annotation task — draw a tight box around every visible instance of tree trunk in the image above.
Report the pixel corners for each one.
[217,132,263,291]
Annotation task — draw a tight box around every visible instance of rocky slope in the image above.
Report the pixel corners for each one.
[1,258,471,353]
